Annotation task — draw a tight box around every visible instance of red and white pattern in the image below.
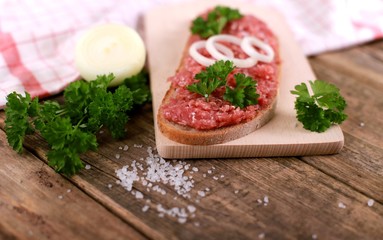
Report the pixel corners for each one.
[1,0,383,108]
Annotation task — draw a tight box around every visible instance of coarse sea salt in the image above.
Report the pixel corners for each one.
[85,164,91,170]
[135,191,144,199]
[142,205,150,212]
[115,147,199,223]
[338,202,346,209]
[198,191,206,197]
[367,199,375,207]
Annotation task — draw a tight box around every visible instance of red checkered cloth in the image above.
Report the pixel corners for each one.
[1,0,383,108]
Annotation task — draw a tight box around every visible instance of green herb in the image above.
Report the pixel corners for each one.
[187,60,234,101]
[224,73,259,108]
[191,6,243,38]
[187,60,259,108]
[291,80,347,132]
[5,73,150,176]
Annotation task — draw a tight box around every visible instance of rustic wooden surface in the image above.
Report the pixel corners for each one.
[1,40,383,240]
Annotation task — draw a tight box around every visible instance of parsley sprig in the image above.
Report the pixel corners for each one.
[291,80,347,132]
[5,73,150,176]
[187,60,259,108]
[191,6,243,38]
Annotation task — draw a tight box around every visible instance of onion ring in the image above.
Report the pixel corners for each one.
[241,36,274,63]
[189,40,234,66]
[206,34,257,68]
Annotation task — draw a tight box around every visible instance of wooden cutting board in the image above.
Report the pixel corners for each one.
[144,0,344,159]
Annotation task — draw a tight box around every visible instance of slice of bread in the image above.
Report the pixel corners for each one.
[157,13,280,145]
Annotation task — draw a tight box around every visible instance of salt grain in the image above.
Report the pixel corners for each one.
[187,205,196,213]
[207,170,212,174]
[264,196,269,203]
[338,202,346,209]
[360,122,365,127]
[198,191,206,197]
[258,233,265,239]
[142,205,150,212]
[367,199,375,207]
[58,195,63,200]
[194,222,200,227]
[213,176,219,180]
[115,154,121,159]
[220,175,224,178]
[178,218,187,224]
[312,234,318,239]
[66,189,71,193]
[123,145,129,151]
[192,167,199,172]
[85,164,91,170]
[119,146,123,150]
[107,184,113,189]
[234,190,239,194]
[115,147,200,223]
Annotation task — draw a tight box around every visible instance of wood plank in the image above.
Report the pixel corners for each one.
[1,108,382,239]
[301,132,383,201]
[145,0,344,158]
[0,129,146,240]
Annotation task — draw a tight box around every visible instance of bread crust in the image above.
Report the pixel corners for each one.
[158,93,277,145]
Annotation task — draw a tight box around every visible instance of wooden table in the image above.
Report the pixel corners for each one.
[1,39,382,240]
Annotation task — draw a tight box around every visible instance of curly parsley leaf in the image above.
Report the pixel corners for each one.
[87,85,134,138]
[187,60,234,100]
[124,70,151,104]
[63,73,113,122]
[4,92,37,153]
[42,117,98,176]
[5,72,150,176]
[291,80,348,132]
[191,6,243,38]
[187,60,259,108]
[224,73,259,108]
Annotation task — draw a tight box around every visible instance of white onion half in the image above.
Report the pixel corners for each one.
[189,40,234,66]
[75,24,146,87]
[206,34,257,68]
[241,36,274,63]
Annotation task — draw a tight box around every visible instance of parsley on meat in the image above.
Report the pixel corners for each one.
[291,80,347,132]
[187,60,259,108]
[224,73,259,108]
[187,60,234,101]
[4,73,150,176]
[191,6,243,38]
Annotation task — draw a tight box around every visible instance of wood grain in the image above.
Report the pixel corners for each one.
[0,2,382,240]
[0,130,146,240]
